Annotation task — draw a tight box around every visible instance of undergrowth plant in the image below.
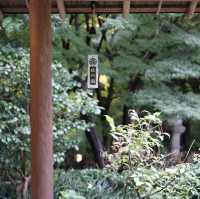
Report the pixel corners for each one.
[105,111,166,171]
[55,111,200,199]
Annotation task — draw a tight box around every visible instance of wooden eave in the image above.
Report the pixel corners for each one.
[0,0,200,14]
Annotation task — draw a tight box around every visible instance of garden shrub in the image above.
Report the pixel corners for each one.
[55,111,200,199]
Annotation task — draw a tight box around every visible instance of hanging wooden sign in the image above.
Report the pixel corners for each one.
[87,55,99,89]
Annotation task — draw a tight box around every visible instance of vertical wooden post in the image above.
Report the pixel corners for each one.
[30,0,53,199]
[123,0,131,19]
[156,0,163,15]
[188,0,199,19]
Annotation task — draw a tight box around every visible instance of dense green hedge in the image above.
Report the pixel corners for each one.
[55,160,200,199]
[55,112,200,199]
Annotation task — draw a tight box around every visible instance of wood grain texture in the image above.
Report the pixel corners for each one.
[188,0,199,18]
[123,0,130,18]
[30,0,53,198]
[1,0,200,14]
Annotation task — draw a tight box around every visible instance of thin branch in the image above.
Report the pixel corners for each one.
[183,139,195,163]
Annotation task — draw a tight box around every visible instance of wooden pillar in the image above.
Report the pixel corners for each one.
[188,0,199,19]
[30,0,53,199]
[123,0,130,19]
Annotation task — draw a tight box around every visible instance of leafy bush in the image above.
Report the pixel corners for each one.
[105,111,165,171]
[2,13,200,199]
[0,46,101,197]
[55,112,200,199]
[55,160,200,199]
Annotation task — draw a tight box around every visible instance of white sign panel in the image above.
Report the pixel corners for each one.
[87,55,99,89]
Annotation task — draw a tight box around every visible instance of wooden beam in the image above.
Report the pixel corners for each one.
[30,0,53,199]
[1,0,200,14]
[123,0,131,18]
[188,0,199,19]
[156,0,164,14]
[3,7,200,14]
[56,0,65,22]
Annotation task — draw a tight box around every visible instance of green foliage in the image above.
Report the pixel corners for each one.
[1,16,29,45]
[55,169,126,199]
[55,112,200,199]
[106,111,164,169]
[100,14,200,126]
[2,12,200,199]
[126,86,200,120]
[145,57,200,81]
[0,15,101,197]
[0,46,30,179]
[59,190,85,199]
[55,160,200,199]
[52,63,101,161]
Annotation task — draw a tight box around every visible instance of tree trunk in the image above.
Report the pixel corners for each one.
[85,126,105,168]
